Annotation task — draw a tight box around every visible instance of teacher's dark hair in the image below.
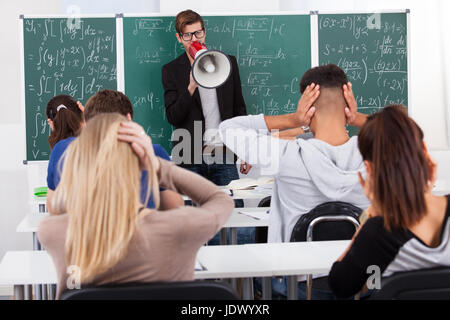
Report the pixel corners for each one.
[175,9,204,34]
[358,105,429,231]
[46,94,83,149]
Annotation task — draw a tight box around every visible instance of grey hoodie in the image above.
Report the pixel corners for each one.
[219,114,370,243]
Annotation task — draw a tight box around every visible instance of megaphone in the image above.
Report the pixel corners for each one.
[189,41,232,89]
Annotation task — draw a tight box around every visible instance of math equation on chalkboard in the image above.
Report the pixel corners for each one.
[23,17,117,161]
[319,13,408,119]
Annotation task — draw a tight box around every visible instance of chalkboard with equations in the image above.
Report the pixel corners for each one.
[22,16,117,161]
[318,12,408,135]
[123,14,311,153]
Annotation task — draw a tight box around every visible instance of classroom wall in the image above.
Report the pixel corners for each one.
[0,0,449,295]
[0,0,61,296]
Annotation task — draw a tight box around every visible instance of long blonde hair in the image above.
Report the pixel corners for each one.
[51,113,160,283]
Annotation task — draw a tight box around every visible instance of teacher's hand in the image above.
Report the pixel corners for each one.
[188,71,198,96]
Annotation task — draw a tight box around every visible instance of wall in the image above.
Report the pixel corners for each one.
[0,0,62,296]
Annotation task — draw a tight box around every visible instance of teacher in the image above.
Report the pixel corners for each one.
[162,9,252,190]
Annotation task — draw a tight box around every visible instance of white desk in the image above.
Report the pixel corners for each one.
[17,208,269,247]
[182,188,271,202]
[0,241,349,300]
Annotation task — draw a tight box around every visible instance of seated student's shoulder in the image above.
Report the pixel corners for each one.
[36,214,69,246]
[139,206,204,232]
[152,144,170,161]
[50,137,77,161]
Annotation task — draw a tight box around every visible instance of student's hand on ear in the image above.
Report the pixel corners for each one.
[117,121,160,174]
[240,161,252,174]
[296,83,319,126]
[343,82,357,125]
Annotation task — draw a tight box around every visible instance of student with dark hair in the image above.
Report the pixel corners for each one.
[328,105,450,299]
[46,94,84,149]
[219,64,370,299]
[46,89,184,213]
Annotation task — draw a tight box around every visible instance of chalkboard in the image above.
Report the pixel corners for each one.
[23,17,117,161]
[318,12,408,135]
[123,14,311,152]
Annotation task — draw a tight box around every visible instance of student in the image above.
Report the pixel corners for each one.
[219,64,370,298]
[328,105,450,299]
[37,113,234,299]
[46,94,84,150]
[46,95,84,212]
[46,89,183,213]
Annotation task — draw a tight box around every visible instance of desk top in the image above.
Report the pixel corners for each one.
[0,251,57,285]
[17,208,269,234]
[0,240,349,286]
[195,240,349,279]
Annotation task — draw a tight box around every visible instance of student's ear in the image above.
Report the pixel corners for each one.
[176,33,182,44]
[364,160,372,177]
[47,119,54,131]
[423,141,438,188]
[126,113,132,121]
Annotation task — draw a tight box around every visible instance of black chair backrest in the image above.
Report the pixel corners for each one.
[60,281,239,300]
[255,196,271,243]
[370,267,450,300]
[290,201,362,242]
[257,196,271,208]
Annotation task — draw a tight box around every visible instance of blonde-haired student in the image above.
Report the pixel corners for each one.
[37,113,234,299]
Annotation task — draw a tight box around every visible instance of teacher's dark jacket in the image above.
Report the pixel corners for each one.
[162,53,247,165]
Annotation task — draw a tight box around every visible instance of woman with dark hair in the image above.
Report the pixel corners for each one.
[46,95,84,212]
[46,94,84,149]
[328,105,450,299]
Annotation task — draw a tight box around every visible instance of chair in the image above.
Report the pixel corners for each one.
[369,267,450,300]
[290,201,362,299]
[60,280,239,300]
[255,196,271,243]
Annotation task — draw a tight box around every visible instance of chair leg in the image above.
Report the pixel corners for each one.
[24,285,32,300]
[261,277,272,300]
[14,285,24,300]
[287,276,299,300]
[306,274,312,300]
[242,278,254,300]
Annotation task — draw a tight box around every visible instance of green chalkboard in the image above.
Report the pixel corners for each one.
[318,12,408,135]
[23,17,117,161]
[123,14,311,152]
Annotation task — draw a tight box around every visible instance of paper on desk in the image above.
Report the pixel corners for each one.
[195,259,206,271]
[239,210,270,221]
[226,177,274,190]
[254,183,273,193]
